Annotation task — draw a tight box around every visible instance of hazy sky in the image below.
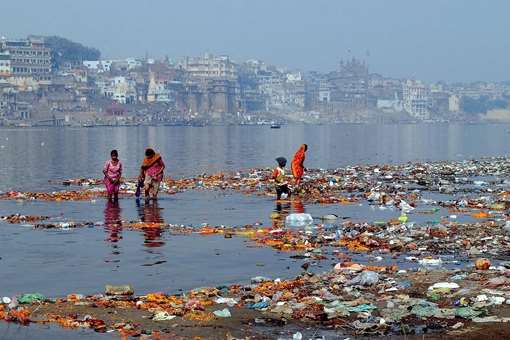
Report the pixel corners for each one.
[2,0,509,82]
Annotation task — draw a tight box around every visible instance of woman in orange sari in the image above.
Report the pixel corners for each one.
[138,148,165,200]
[291,144,308,185]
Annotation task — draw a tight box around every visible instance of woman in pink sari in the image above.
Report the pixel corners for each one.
[103,150,122,201]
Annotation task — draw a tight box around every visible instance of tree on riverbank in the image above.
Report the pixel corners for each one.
[461,95,508,114]
[43,36,101,70]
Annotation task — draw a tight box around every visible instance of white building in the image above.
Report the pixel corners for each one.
[112,81,136,104]
[1,37,51,81]
[318,80,331,103]
[283,72,305,108]
[448,94,460,112]
[258,73,285,109]
[110,77,136,104]
[0,51,11,77]
[96,76,136,103]
[83,60,100,70]
[403,80,431,119]
[377,93,403,112]
[181,54,238,79]
[125,58,142,70]
[147,72,172,103]
[83,60,113,73]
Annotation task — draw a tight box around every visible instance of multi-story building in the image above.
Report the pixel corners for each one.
[0,83,16,117]
[368,74,403,109]
[147,71,173,103]
[180,54,241,114]
[83,60,112,73]
[258,71,285,110]
[318,79,332,104]
[448,94,460,112]
[376,92,403,113]
[283,72,305,108]
[329,58,368,112]
[181,54,238,80]
[146,63,183,103]
[302,72,329,111]
[403,80,431,119]
[0,37,51,82]
[0,51,11,77]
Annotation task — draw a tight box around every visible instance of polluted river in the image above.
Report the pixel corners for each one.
[1,124,510,339]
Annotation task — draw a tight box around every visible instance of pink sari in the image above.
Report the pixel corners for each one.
[103,160,122,195]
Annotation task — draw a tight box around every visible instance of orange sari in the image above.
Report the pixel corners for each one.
[141,152,161,170]
[291,144,306,181]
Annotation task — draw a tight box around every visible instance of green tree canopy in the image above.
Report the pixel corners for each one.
[44,36,101,70]
[461,95,508,114]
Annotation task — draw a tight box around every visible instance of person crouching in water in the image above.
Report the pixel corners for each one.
[272,157,291,200]
[139,148,165,200]
[103,149,122,201]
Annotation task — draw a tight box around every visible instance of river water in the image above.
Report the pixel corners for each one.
[0,123,509,338]
[0,124,508,192]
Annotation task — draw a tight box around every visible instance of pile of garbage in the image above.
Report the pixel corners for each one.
[1,214,49,224]
[0,158,510,210]
[0,190,105,202]
[235,262,510,335]
[58,178,103,186]
[2,157,510,337]
[2,157,510,207]
[3,261,510,338]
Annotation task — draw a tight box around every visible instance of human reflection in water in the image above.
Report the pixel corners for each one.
[272,199,306,228]
[273,201,291,228]
[103,199,123,257]
[136,199,165,248]
[291,199,305,214]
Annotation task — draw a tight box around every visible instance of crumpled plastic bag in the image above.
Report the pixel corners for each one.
[249,301,270,309]
[428,282,460,291]
[380,308,410,322]
[214,297,238,307]
[348,304,377,313]
[347,271,379,286]
[152,311,176,321]
[213,308,231,318]
[17,293,45,304]
[410,300,440,318]
[455,307,484,319]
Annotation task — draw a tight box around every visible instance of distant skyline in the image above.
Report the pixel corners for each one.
[2,0,509,82]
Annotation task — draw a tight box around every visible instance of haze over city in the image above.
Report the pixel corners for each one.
[3,0,509,82]
[4,2,510,339]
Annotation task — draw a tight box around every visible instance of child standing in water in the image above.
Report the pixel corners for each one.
[103,150,122,201]
[272,157,291,200]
